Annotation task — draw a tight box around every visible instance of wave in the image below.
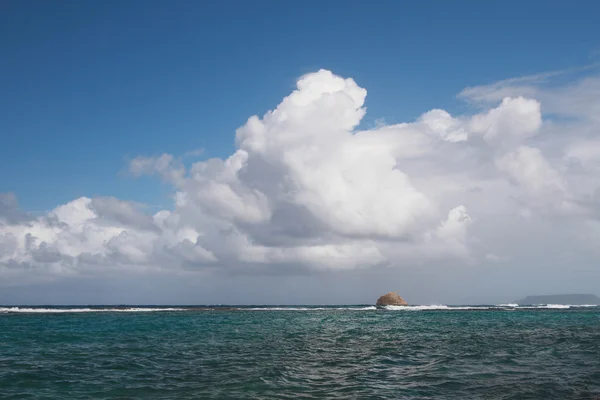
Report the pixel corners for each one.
[1,304,595,314]
[248,306,378,311]
[519,304,571,309]
[0,306,378,313]
[247,304,596,311]
[384,304,599,311]
[537,304,571,309]
[384,305,490,311]
[248,307,316,311]
[0,307,186,313]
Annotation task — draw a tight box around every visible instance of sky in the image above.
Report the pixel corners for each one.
[1,0,600,305]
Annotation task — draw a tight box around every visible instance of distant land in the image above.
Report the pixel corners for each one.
[516,294,600,305]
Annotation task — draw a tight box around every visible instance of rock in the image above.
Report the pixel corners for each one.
[376,292,408,306]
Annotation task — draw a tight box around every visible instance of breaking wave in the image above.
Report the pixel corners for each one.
[1,304,596,314]
[248,306,378,311]
[384,305,490,311]
[525,304,571,309]
[383,304,600,311]
[0,307,186,313]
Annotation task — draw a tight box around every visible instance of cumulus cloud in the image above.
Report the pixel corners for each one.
[129,153,186,185]
[469,97,542,144]
[0,193,33,225]
[2,67,600,285]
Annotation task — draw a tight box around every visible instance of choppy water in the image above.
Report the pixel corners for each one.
[1,305,599,399]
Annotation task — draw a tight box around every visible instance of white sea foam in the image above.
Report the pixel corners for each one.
[2,304,594,314]
[384,305,490,311]
[543,304,571,309]
[0,307,185,313]
[496,304,597,309]
[518,304,571,309]
[248,306,377,311]
[248,307,315,311]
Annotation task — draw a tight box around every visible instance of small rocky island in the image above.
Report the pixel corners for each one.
[376,292,408,307]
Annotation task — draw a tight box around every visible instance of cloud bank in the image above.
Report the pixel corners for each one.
[2,68,600,287]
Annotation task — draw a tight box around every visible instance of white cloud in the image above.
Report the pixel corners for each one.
[496,146,564,195]
[2,68,600,285]
[485,253,502,263]
[419,109,468,142]
[566,139,600,171]
[129,153,186,186]
[469,97,542,144]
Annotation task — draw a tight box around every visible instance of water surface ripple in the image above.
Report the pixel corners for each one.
[1,307,599,399]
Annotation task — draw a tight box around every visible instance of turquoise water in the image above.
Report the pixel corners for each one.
[1,306,599,399]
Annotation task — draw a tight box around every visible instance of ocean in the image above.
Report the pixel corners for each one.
[1,305,599,399]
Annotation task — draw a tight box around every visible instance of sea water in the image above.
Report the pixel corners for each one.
[1,305,599,399]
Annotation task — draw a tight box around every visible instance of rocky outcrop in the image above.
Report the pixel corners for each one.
[376,292,408,306]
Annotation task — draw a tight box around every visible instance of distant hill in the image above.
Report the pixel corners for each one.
[517,294,600,305]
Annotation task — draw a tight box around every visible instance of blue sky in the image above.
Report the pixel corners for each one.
[2,0,598,212]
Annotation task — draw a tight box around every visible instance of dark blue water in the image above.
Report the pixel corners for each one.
[1,305,599,399]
